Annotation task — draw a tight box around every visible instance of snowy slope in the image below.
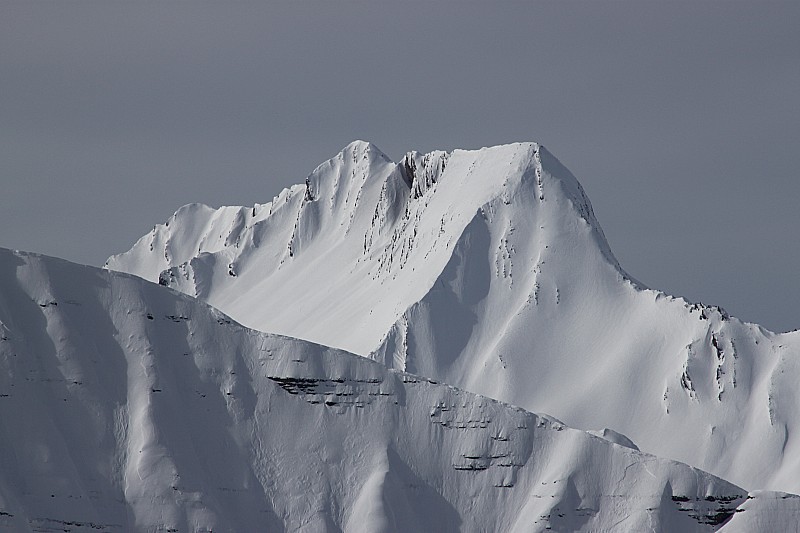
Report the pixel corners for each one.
[1,247,782,532]
[107,141,800,494]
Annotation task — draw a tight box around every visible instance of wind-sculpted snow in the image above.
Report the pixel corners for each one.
[2,248,784,532]
[108,141,800,495]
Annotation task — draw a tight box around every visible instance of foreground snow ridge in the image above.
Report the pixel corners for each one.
[108,140,800,496]
[7,248,799,531]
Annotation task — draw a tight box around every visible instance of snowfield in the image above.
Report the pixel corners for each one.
[108,141,800,495]
[5,248,795,531]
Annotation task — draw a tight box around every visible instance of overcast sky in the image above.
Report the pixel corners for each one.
[1,1,798,332]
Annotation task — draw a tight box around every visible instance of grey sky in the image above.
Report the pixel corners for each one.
[1,1,798,332]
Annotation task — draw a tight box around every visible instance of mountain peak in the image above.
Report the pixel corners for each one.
[107,140,628,355]
[339,139,393,165]
[107,140,800,492]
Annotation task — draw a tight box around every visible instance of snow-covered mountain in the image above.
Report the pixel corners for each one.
[107,141,800,495]
[6,247,792,532]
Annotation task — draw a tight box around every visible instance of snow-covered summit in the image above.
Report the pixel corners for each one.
[106,141,620,352]
[107,141,800,494]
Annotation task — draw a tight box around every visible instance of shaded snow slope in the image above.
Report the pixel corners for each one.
[0,247,779,532]
[107,141,800,494]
